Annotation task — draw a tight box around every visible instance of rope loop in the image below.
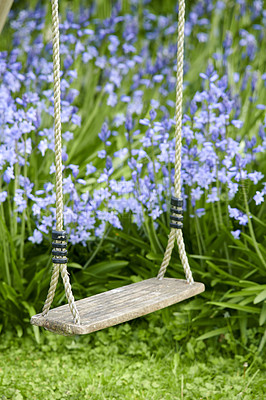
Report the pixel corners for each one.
[42,0,80,324]
[157,0,194,283]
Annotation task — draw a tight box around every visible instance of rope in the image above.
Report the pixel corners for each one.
[42,0,80,324]
[157,0,194,283]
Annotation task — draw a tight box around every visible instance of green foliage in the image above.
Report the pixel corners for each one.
[0,326,265,399]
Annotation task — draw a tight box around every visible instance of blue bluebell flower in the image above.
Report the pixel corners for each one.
[231,230,241,240]
[28,229,43,244]
[253,191,264,205]
[0,191,8,203]
[3,166,15,183]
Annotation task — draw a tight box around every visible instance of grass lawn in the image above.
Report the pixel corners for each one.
[0,320,265,400]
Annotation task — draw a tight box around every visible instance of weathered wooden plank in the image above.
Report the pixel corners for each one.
[31,278,205,335]
[0,0,13,34]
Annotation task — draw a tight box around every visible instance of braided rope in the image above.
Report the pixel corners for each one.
[60,265,80,324]
[42,0,80,324]
[157,0,194,283]
[157,229,176,280]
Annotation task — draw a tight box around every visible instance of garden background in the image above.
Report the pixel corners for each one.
[0,0,265,398]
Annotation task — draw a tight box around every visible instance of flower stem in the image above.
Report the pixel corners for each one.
[195,212,206,254]
[151,136,161,210]
[0,180,11,286]
[13,142,20,237]
[212,202,219,232]
[242,178,266,269]
[83,223,110,269]
[20,134,28,261]
[194,214,203,268]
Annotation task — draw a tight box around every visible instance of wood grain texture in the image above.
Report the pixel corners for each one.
[0,0,13,34]
[31,278,205,335]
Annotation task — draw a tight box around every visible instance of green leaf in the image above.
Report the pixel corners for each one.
[84,260,129,276]
[15,325,23,338]
[196,327,228,340]
[258,330,266,353]
[32,325,40,344]
[259,302,266,326]
[206,261,239,281]
[21,301,37,318]
[249,213,266,228]
[21,302,40,342]
[242,284,266,291]
[68,262,83,269]
[208,301,260,314]
[24,268,47,299]
[144,216,163,254]
[13,392,23,400]
[254,289,266,304]
[115,231,149,250]
[225,285,266,299]
[0,282,19,307]
[146,252,162,261]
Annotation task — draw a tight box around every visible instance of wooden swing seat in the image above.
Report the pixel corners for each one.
[31,278,204,335]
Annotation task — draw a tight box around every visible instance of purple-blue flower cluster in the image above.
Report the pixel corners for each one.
[0,0,265,245]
